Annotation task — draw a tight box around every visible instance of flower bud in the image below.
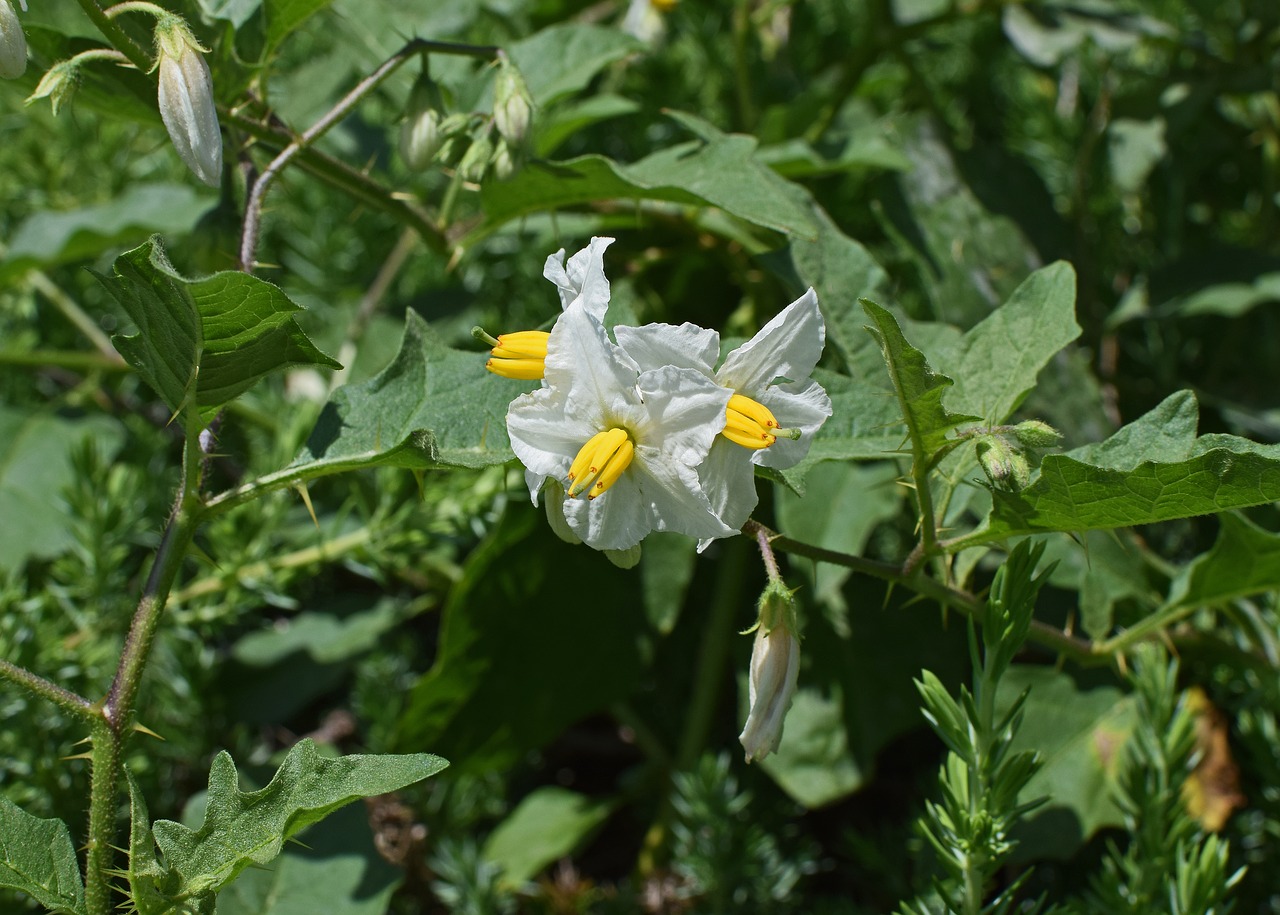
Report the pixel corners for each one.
[739,580,801,763]
[458,133,494,183]
[155,17,223,187]
[399,74,446,172]
[0,0,27,80]
[1010,419,1062,450]
[490,138,516,180]
[977,435,1030,491]
[27,60,79,115]
[492,58,533,145]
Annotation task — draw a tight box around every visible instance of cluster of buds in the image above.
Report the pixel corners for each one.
[0,0,26,80]
[973,420,1062,492]
[739,579,801,763]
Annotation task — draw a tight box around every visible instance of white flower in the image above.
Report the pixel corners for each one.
[614,288,832,546]
[740,581,800,763]
[506,299,736,552]
[621,0,676,44]
[0,0,27,81]
[156,19,223,187]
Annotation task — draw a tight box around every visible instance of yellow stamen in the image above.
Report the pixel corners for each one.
[589,439,634,500]
[567,427,633,498]
[652,0,679,11]
[484,330,550,379]
[722,393,779,450]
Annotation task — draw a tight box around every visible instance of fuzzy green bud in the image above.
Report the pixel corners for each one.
[27,60,79,115]
[490,138,517,180]
[1010,419,1062,450]
[399,74,446,171]
[155,16,222,187]
[977,435,1030,491]
[740,579,801,763]
[0,0,27,80]
[492,57,533,145]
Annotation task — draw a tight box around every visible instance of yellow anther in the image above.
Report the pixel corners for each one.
[567,427,633,498]
[484,330,549,379]
[652,0,679,10]
[727,393,779,429]
[722,393,778,450]
[589,439,634,500]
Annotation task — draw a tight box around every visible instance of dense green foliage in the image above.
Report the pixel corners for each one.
[2,0,1279,912]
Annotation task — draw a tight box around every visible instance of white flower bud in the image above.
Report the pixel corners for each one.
[155,18,223,187]
[400,75,446,171]
[739,581,801,763]
[0,0,28,80]
[492,58,532,145]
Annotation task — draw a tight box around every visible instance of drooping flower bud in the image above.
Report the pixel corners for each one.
[458,132,494,183]
[490,138,516,180]
[27,60,79,115]
[977,434,1030,491]
[492,57,533,146]
[399,73,446,172]
[0,0,27,80]
[155,17,223,187]
[739,579,801,763]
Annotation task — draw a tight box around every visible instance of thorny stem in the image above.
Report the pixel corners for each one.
[83,417,204,915]
[238,38,499,272]
[745,520,1103,665]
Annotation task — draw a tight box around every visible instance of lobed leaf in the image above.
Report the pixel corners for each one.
[296,311,528,475]
[99,238,340,420]
[0,797,85,915]
[140,740,446,907]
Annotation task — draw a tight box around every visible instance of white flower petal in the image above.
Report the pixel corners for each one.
[696,437,758,551]
[739,627,800,763]
[614,322,720,374]
[542,237,615,318]
[632,445,737,541]
[754,378,834,470]
[507,387,596,487]
[634,365,730,466]
[562,473,651,551]
[717,288,824,393]
[544,300,640,423]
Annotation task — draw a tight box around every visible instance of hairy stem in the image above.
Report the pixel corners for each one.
[83,716,119,915]
[73,0,153,72]
[0,660,96,721]
[238,37,498,272]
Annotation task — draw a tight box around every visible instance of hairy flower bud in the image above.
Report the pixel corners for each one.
[739,580,801,763]
[155,17,223,187]
[0,0,27,80]
[977,435,1030,491]
[400,74,446,171]
[1011,419,1062,450]
[492,58,533,145]
[458,133,494,183]
[27,60,79,115]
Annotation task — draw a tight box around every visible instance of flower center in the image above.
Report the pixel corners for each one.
[722,393,780,450]
[567,427,635,500]
[483,330,549,380]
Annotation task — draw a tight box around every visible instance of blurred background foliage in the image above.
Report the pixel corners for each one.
[2,0,1280,911]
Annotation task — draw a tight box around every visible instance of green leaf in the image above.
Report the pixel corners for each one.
[394,504,650,771]
[0,796,85,915]
[481,787,613,888]
[997,667,1135,862]
[265,0,336,51]
[1108,117,1167,194]
[297,311,527,475]
[755,686,863,809]
[231,600,403,666]
[478,115,819,241]
[0,184,216,283]
[535,94,640,157]
[212,804,400,915]
[639,532,697,635]
[965,391,1280,542]
[99,238,340,420]
[140,740,446,906]
[0,407,124,571]
[861,300,981,468]
[1166,513,1280,611]
[939,262,1081,421]
[506,24,642,107]
[126,768,175,915]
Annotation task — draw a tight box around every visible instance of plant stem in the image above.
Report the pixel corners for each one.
[0,660,96,721]
[238,37,498,272]
[28,271,124,361]
[0,350,130,372]
[746,520,1103,664]
[83,417,204,914]
[73,0,153,72]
